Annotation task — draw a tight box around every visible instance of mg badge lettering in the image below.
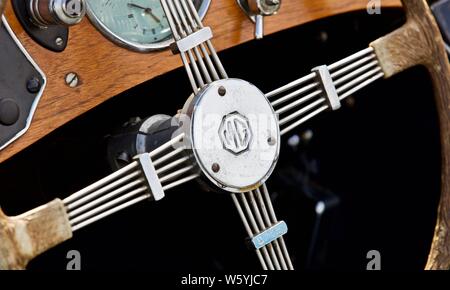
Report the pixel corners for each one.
[219,111,252,155]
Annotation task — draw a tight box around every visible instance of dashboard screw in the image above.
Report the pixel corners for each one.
[65,72,79,88]
[26,77,41,93]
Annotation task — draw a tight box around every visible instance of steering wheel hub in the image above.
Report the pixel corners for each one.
[183,79,280,193]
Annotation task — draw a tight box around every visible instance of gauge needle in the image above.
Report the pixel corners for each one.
[127,3,161,23]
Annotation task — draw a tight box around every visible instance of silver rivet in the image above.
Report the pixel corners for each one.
[268,136,276,146]
[55,37,64,46]
[65,72,79,88]
[212,163,220,173]
[218,86,226,96]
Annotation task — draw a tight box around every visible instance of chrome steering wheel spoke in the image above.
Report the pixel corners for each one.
[266,47,385,136]
[153,0,391,271]
[0,0,393,272]
[159,0,294,270]
[161,0,227,93]
[64,133,199,232]
[232,183,293,270]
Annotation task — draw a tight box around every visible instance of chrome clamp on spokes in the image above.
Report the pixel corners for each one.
[64,154,164,232]
[171,26,213,54]
[251,221,288,250]
[312,65,341,111]
[160,0,227,93]
[134,153,166,201]
[64,132,197,232]
[267,47,384,136]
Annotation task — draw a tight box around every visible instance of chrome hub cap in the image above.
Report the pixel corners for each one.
[183,78,280,193]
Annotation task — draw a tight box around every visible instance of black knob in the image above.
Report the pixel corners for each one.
[0,98,20,126]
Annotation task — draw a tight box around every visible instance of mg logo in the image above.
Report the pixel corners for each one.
[219,112,252,155]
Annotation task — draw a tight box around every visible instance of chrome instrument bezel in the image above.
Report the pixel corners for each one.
[86,0,211,52]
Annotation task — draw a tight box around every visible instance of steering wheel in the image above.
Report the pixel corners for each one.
[0,0,449,270]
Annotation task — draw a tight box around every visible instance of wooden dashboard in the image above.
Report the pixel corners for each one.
[0,0,401,163]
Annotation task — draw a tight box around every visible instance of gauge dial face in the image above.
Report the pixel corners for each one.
[86,0,210,51]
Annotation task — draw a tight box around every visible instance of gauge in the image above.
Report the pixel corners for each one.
[86,0,211,52]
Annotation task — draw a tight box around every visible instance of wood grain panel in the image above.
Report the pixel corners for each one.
[0,0,401,163]
[0,1,5,18]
